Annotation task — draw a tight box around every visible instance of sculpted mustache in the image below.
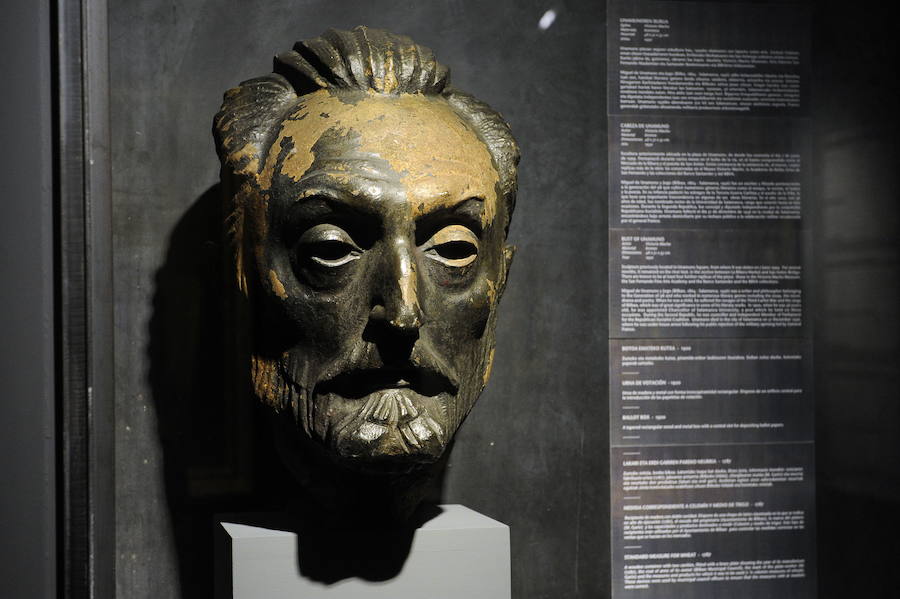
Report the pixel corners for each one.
[313,350,459,400]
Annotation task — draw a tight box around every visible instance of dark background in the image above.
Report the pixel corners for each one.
[812,1,900,597]
[0,1,896,598]
[108,2,608,598]
[100,0,900,597]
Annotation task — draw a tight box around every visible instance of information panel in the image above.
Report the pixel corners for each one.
[610,116,811,229]
[610,338,813,448]
[607,2,815,597]
[610,229,806,339]
[608,0,810,117]
[610,443,815,599]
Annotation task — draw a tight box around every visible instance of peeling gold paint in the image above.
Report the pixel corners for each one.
[235,89,507,413]
[269,269,288,299]
[397,259,418,323]
[251,355,280,408]
[380,47,399,93]
[251,353,297,411]
[243,157,260,175]
[258,90,499,224]
[485,278,497,306]
[232,142,262,176]
[482,347,495,386]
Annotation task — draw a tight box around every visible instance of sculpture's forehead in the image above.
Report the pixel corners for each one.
[262,90,499,218]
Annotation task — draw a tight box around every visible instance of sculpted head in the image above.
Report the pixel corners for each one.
[214,27,518,481]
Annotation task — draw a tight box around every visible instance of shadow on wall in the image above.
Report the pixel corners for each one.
[147,183,257,597]
[146,185,434,596]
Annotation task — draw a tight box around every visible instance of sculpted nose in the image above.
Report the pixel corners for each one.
[370,238,422,336]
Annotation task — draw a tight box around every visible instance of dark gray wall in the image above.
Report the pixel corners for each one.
[813,2,900,596]
[109,2,607,598]
[108,1,900,598]
[0,1,56,599]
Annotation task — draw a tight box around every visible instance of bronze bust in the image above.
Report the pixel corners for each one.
[214,26,518,520]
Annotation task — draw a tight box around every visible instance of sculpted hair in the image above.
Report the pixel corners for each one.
[213,26,519,226]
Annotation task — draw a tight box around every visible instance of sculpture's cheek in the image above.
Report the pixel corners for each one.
[268,270,288,300]
[289,290,368,352]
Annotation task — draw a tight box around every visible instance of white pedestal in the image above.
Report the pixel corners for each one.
[216,504,510,599]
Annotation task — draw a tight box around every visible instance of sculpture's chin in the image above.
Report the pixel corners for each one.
[317,388,451,473]
[331,422,447,473]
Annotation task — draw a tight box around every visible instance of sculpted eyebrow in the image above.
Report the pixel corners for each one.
[284,190,381,248]
[419,197,484,221]
[289,185,378,218]
[415,197,485,242]
[452,197,485,219]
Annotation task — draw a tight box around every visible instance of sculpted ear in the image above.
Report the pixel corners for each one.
[213,74,298,177]
[215,75,304,413]
[215,74,300,298]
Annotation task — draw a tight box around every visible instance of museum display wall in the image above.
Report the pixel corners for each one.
[109,1,607,597]
[1,1,896,598]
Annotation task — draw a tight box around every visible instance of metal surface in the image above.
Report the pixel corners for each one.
[56,0,116,597]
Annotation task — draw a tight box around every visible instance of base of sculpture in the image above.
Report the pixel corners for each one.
[215,504,510,599]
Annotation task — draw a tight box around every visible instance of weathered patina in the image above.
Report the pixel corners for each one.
[214,26,519,520]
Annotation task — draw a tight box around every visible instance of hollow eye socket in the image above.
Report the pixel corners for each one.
[423,224,479,268]
[297,224,361,268]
